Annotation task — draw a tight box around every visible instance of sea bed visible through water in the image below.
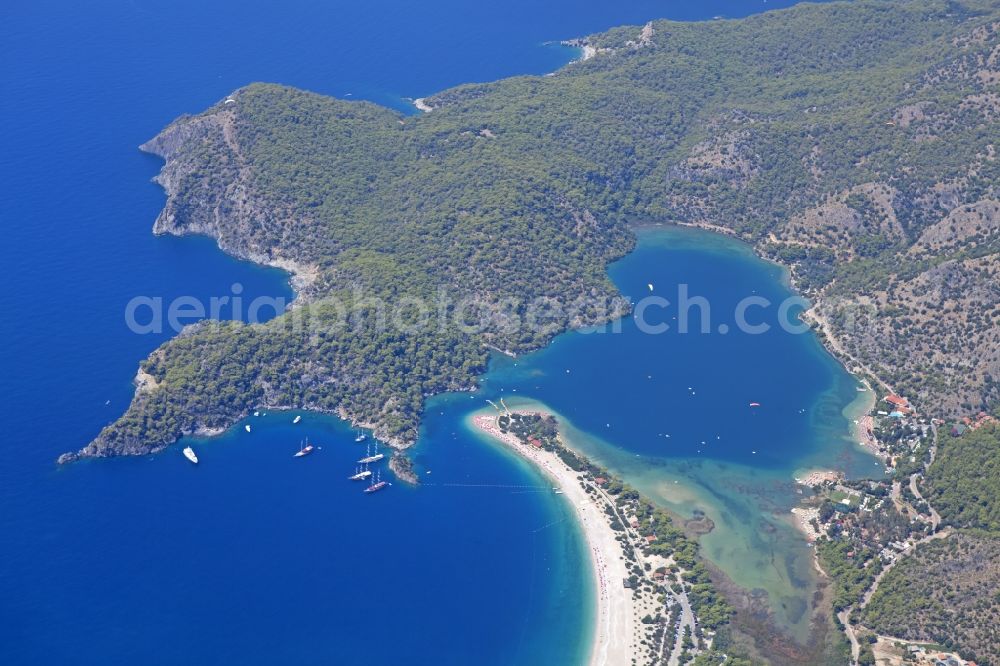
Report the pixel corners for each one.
[1,0,846,663]
[454,227,880,643]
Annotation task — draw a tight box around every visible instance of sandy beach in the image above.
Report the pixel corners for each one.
[855,413,881,454]
[790,506,821,542]
[470,413,634,666]
[794,469,842,487]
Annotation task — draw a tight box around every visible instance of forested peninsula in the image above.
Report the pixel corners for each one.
[65,0,1000,471]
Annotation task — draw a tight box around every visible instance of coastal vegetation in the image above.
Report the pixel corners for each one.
[816,538,883,615]
[75,0,1000,465]
[495,411,738,660]
[844,423,1000,664]
[70,0,1000,662]
[924,423,1000,531]
[802,408,1000,663]
[860,531,1000,665]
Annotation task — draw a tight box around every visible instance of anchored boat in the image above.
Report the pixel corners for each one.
[348,465,372,481]
[364,469,388,494]
[357,442,384,464]
[182,446,198,464]
[293,438,315,458]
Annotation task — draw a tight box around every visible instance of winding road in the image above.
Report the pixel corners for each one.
[841,423,950,664]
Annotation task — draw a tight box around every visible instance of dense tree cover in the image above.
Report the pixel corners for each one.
[812,478,927,631]
[860,531,1000,665]
[79,298,490,457]
[924,424,1000,530]
[817,538,883,613]
[79,0,1000,472]
[496,412,559,446]
[691,652,754,666]
[67,2,1000,660]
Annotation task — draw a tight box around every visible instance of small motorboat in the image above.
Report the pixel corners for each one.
[292,415,302,424]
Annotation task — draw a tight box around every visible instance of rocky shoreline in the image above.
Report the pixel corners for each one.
[139,108,323,303]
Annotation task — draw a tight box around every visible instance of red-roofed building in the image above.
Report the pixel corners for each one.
[885,395,909,407]
[594,477,607,486]
[527,437,542,448]
[969,413,997,431]
[645,535,657,544]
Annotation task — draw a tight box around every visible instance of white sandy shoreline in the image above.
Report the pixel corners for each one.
[469,412,633,666]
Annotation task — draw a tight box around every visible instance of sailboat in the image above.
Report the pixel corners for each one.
[348,464,372,481]
[182,446,198,464]
[354,429,367,443]
[364,469,388,494]
[293,438,315,458]
[357,441,384,464]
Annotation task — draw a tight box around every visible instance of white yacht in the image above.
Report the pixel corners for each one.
[348,465,372,481]
[293,438,315,458]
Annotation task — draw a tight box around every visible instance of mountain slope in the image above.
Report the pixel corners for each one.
[67,0,1000,469]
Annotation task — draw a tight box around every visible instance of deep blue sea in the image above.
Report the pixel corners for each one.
[1,1,839,663]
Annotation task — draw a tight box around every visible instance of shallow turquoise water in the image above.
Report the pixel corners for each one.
[474,227,879,639]
[1,1,837,663]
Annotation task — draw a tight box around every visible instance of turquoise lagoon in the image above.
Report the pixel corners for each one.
[465,227,879,641]
[1,0,846,663]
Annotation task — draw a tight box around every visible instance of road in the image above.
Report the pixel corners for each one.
[804,301,897,395]
[909,423,942,530]
[590,483,699,664]
[909,473,941,530]
[838,609,860,663]
[666,593,696,666]
[840,423,949,664]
